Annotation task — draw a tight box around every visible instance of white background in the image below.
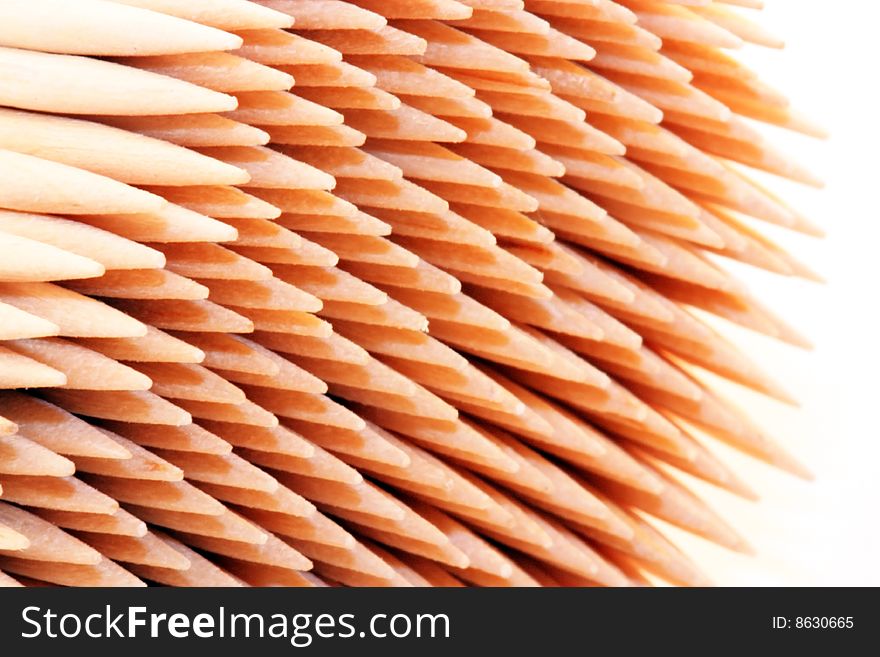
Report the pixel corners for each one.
[659,0,880,585]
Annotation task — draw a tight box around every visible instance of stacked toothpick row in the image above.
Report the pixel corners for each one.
[0,0,821,587]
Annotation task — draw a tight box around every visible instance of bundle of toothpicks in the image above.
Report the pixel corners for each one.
[0,0,823,587]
